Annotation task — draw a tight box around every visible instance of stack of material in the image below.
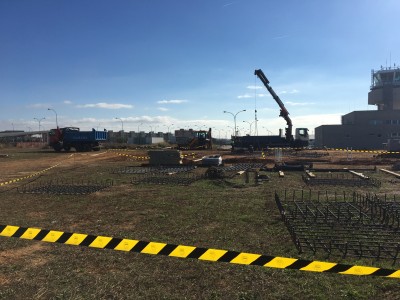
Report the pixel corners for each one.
[148,150,182,166]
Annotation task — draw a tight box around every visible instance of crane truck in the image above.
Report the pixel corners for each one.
[48,127,108,152]
[232,69,309,151]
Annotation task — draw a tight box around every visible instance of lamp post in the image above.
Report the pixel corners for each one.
[167,123,174,133]
[47,108,58,128]
[137,122,143,145]
[34,117,45,142]
[115,117,124,132]
[263,126,273,136]
[223,109,246,137]
[227,126,235,137]
[33,117,45,132]
[243,120,256,135]
[115,117,124,143]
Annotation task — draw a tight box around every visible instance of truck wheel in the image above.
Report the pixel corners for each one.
[63,145,71,152]
[53,143,62,152]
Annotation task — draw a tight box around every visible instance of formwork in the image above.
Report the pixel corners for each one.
[275,190,400,263]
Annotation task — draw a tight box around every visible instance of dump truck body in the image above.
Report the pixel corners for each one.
[49,127,108,152]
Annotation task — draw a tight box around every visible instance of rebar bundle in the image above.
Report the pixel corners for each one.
[275,190,400,263]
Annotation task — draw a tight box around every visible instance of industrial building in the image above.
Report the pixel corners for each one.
[315,66,400,150]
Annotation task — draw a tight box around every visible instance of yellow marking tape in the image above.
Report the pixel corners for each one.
[0,224,399,278]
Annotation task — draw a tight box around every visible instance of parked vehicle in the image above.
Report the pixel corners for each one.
[48,127,108,152]
[232,69,309,151]
[175,128,212,149]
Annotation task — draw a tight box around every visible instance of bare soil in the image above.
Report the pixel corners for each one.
[0,146,399,299]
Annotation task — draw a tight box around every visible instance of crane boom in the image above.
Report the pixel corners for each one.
[254,69,293,142]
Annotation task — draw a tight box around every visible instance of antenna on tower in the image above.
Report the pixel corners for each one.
[254,73,258,136]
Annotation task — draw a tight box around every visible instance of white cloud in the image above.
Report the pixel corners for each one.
[157,99,188,104]
[64,100,72,104]
[237,94,252,99]
[238,93,270,99]
[285,101,315,106]
[76,102,133,109]
[26,103,48,109]
[257,93,269,97]
[157,107,169,111]
[279,89,299,95]
[246,85,262,90]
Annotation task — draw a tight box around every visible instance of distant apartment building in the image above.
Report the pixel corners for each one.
[315,66,400,149]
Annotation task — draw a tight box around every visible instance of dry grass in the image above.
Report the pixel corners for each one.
[0,147,399,299]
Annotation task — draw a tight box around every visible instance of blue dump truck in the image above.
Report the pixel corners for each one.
[48,127,108,152]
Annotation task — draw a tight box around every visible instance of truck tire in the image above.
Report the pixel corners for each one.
[53,142,63,152]
[75,144,84,152]
[63,145,71,152]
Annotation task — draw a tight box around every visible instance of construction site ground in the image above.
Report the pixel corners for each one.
[0,146,400,299]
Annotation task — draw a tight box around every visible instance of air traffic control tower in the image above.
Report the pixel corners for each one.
[315,66,400,150]
[368,67,400,110]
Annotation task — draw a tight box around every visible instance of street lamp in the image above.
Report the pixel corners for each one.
[223,109,246,137]
[227,126,235,137]
[262,126,273,136]
[33,117,45,132]
[48,108,58,128]
[167,123,174,133]
[34,117,45,142]
[115,117,124,132]
[243,120,256,135]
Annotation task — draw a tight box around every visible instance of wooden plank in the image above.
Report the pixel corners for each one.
[305,170,316,178]
[348,170,369,179]
[380,169,400,178]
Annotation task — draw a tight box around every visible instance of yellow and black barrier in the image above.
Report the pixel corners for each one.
[0,162,64,187]
[331,148,400,154]
[110,151,149,160]
[1,224,399,278]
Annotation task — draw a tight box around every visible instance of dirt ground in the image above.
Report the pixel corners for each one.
[0,146,400,299]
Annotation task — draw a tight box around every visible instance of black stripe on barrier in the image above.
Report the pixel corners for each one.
[0,224,399,279]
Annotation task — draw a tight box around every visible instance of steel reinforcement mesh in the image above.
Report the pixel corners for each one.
[275,191,400,263]
[302,173,381,187]
[18,179,113,195]
[112,165,197,174]
[131,172,202,186]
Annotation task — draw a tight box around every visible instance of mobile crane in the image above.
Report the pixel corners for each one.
[232,69,309,151]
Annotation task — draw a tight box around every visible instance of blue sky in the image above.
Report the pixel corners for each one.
[1,0,399,138]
